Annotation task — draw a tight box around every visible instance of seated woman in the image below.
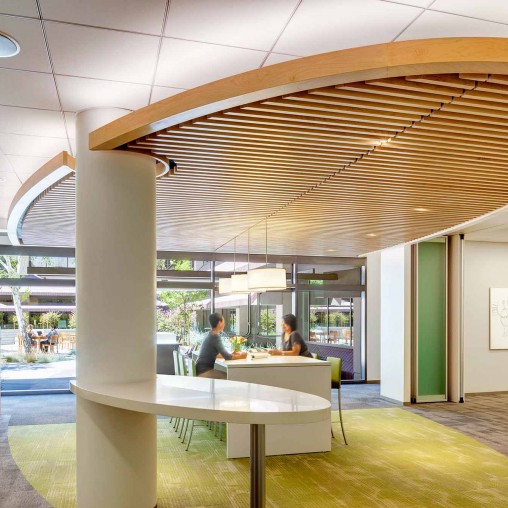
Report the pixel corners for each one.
[26,324,37,348]
[196,313,246,379]
[269,313,312,358]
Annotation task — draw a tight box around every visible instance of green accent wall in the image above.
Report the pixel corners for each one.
[417,241,447,398]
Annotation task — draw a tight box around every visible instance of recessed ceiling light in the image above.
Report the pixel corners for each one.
[0,31,20,58]
[326,249,336,252]
[414,207,430,212]
[366,233,377,237]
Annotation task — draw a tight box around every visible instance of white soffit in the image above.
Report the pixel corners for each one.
[7,151,75,245]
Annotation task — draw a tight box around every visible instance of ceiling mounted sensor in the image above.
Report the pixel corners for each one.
[0,31,20,58]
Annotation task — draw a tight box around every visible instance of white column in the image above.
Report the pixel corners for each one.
[75,108,157,508]
[352,296,362,380]
[379,245,412,403]
[448,234,464,402]
[366,252,381,382]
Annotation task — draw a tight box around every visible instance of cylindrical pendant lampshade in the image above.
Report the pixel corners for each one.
[218,277,232,294]
[231,273,250,293]
[248,267,287,291]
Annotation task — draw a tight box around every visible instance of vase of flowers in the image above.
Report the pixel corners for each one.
[230,336,246,353]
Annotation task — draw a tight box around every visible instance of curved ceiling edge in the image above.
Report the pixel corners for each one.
[7,151,75,246]
[90,37,508,151]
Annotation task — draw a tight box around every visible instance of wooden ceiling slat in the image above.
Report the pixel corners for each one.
[21,71,508,256]
[260,98,422,122]
[307,87,448,108]
[405,74,475,89]
[281,93,433,115]
[334,82,457,102]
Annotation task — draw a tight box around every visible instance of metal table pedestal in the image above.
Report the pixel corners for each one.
[250,424,265,508]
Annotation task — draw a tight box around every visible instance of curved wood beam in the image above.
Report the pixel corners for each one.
[90,37,508,151]
[7,151,75,245]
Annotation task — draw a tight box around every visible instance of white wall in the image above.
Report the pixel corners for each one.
[366,252,381,381]
[464,241,508,393]
[379,245,412,403]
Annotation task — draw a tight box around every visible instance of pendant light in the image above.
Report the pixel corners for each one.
[248,219,287,291]
[218,277,232,294]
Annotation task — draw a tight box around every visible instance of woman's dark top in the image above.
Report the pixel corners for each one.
[281,331,312,357]
[196,332,233,376]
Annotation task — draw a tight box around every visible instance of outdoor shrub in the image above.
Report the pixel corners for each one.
[3,354,21,363]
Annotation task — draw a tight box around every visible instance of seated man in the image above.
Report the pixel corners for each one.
[196,313,246,379]
[41,325,58,352]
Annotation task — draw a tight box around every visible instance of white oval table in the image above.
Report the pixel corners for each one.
[71,374,331,508]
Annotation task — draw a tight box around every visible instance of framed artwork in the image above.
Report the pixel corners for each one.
[490,288,508,350]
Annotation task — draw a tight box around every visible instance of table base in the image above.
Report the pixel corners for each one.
[250,424,265,508]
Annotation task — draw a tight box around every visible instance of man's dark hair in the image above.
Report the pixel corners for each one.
[209,313,224,329]
[282,313,297,332]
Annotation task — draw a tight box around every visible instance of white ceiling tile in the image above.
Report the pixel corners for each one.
[0,15,51,72]
[274,0,421,56]
[430,0,508,25]
[39,0,167,35]
[397,9,508,40]
[57,75,151,112]
[64,112,76,138]
[0,68,60,109]
[263,52,300,66]
[155,38,266,88]
[0,134,69,157]
[165,0,299,50]
[45,22,159,83]
[0,106,66,137]
[150,86,185,104]
[6,154,52,175]
[0,171,21,185]
[0,0,38,17]
[382,0,434,7]
[0,152,15,173]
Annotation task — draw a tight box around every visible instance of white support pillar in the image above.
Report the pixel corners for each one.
[75,109,157,508]
[379,245,412,404]
[448,234,464,403]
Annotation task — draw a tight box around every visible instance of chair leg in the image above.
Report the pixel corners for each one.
[185,420,194,451]
[179,418,187,439]
[338,389,348,445]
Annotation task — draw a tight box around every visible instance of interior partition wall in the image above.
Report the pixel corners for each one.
[412,239,448,403]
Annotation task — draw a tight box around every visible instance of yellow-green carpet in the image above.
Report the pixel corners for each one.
[8,408,508,507]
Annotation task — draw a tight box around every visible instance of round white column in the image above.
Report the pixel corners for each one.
[75,108,157,508]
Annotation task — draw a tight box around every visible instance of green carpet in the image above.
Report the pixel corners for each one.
[8,408,508,507]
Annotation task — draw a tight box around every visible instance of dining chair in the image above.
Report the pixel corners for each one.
[327,356,348,445]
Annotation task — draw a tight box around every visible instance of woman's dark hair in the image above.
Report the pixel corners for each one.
[282,313,297,332]
[209,312,224,329]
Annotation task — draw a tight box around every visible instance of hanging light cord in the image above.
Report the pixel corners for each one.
[233,237,236,275]
[265,218,268,266]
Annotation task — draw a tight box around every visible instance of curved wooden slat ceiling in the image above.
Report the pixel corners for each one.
[20,39,508,256]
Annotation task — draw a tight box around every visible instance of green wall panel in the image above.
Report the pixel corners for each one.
[417,241,447,399]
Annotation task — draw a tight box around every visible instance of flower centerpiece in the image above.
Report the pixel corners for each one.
[230,336,247,353]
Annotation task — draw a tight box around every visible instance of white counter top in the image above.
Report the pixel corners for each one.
[217,355,329,369]
[70,374,330,425]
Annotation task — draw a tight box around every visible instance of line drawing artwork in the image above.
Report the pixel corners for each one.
[490,288,508,350]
